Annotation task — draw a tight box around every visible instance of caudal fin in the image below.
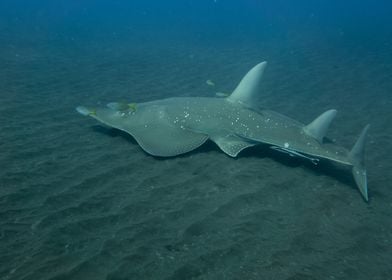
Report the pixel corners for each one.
[348,124,370,201]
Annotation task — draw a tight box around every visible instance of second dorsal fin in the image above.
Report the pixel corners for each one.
[303,109,337,143]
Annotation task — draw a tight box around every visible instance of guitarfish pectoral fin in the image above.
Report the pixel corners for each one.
[76,105,209,157]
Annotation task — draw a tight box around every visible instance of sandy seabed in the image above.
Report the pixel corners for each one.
[1,32,392,280]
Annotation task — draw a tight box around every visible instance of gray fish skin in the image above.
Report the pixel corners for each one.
[76,62,370,201]
[158,97,351,164]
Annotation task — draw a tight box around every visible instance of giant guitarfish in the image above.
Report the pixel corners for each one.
[76,62,370,201]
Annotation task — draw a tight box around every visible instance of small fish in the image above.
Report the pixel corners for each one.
[107,102,137,112]
[215,92,229,97]
[206,79,215,87]
[128,103,137,112]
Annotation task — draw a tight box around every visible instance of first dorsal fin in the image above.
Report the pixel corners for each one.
[227,61,267,107]
[303,109,337,143]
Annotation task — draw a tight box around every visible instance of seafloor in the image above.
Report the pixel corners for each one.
[1,25,392,279]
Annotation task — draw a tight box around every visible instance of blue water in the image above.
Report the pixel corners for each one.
[1,1,392,279]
